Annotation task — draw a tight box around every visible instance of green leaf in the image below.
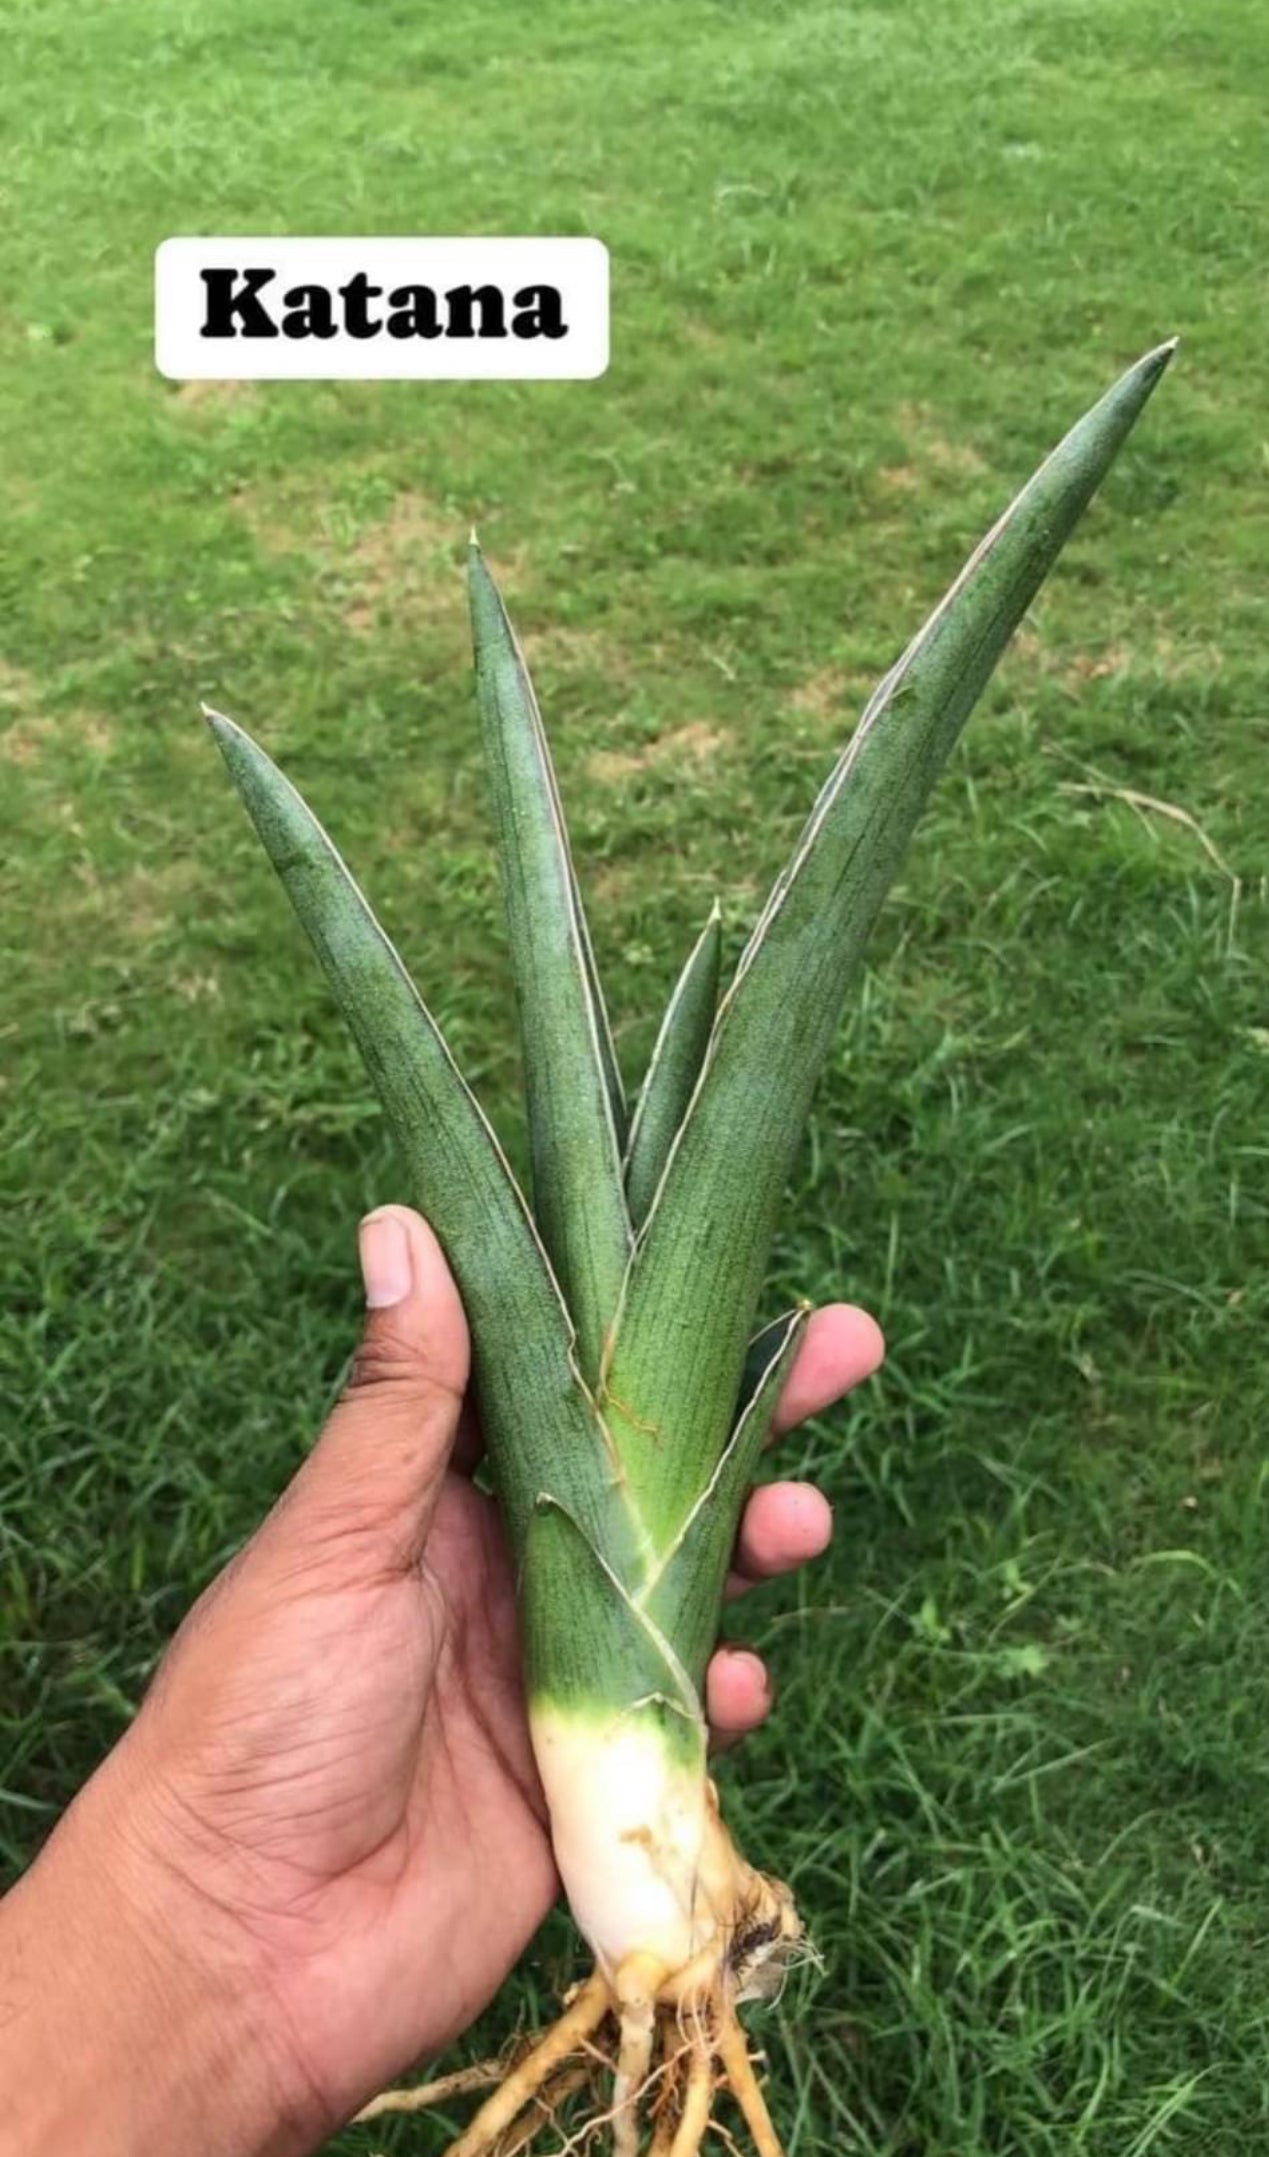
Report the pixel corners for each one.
[735,1309,805,1428]
[205,707,616,1558]
[624,903,722,1227]
[643,1307,808,1688]
[522,1495,703,1752]
[468,544,630,1382]
[609,341,1176,1537]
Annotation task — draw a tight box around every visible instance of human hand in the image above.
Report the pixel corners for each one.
[0,1207,883,2155]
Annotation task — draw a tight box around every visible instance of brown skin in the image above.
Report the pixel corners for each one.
[0,1207,883,2155]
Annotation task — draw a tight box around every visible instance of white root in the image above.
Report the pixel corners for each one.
[611,1958,658,2157]
[353,2058,503,2122]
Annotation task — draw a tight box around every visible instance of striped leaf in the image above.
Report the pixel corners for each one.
[522,1495,703,1748]
[524,1312,807,1732]
[205,708,617,1558]
[643,1306,808,1689]
[624,904,722,1226]
[608,341,1176,1538]
[469,544,630,1382]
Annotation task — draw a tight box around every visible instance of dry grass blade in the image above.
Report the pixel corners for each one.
[1059,779,1242,949]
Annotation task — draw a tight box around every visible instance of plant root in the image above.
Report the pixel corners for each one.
[666,2043,713,2157]
[716,2019,783,2157]
[359,1868,799,2154]
[382,1984,785,2155]
[611,1956,659,2157]
[354,2058,504,2122]
[441,1975,612,2157]
[494,2063,591,2154]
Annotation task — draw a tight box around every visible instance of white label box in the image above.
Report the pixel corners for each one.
[155,236,609,381]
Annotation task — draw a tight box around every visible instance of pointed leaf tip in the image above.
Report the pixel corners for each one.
[203,704,252,761]
[1126,336,1178,396]
[204,708,615,1566]
[610,340,1176,1514]
[468,544,631,1375]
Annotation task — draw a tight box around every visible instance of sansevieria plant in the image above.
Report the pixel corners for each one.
[207,341,1173,2156]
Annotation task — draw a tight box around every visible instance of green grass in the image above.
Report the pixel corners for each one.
[3,0,1269,2148]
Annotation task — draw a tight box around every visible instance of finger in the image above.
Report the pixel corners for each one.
[281,1207,471,1567]
[705,1646,772,1753]
[727,1480,833,1597]
[772,1303,884,1436]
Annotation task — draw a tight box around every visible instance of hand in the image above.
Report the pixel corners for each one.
[0,1207,883,2156]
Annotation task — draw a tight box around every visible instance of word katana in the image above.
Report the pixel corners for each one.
[199,267,568,342]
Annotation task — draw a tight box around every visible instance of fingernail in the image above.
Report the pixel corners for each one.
[728,1647,770,1697]
[359,1209,414,1308]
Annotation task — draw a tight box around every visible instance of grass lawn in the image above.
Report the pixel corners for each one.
[4,0,1269,2148]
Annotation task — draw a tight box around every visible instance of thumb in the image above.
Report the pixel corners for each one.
[285,1206,472,1569]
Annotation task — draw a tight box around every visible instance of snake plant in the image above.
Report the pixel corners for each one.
[207,340,1173,2156]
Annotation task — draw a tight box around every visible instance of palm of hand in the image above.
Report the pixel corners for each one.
[134,1467,557,2126]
